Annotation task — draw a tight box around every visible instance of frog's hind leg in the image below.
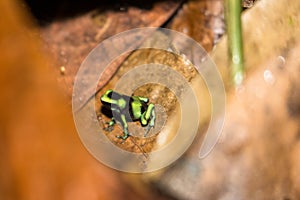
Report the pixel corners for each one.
[137,96,149,103]
[142,104,156,137]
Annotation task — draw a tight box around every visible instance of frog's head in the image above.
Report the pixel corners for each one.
[100,89,114,106]
[100,89,125,109]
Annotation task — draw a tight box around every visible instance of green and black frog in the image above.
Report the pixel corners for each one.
[100,89,156,140]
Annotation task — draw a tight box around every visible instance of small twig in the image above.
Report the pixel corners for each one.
[129,137,149,159]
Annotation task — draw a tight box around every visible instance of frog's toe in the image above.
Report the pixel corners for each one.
[104,126,114,132]
[116,133,130,140]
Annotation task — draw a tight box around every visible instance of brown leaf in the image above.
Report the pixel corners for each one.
[41,1,182,106]
[0,1,174,199]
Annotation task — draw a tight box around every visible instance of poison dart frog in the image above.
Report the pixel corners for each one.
[100,90,156,140]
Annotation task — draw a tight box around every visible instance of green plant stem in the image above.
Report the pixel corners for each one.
[226,0,244,86]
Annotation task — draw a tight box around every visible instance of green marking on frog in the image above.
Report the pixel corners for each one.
[100,90,156,140]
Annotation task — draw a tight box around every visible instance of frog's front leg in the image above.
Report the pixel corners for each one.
[104,117,115,132]
[116,114,130,140]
